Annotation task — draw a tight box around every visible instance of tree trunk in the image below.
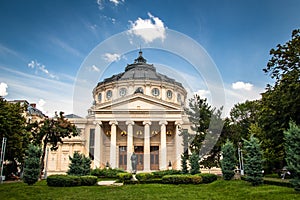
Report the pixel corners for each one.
[39,138,47,179]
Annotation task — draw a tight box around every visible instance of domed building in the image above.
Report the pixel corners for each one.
[46,51,191,174]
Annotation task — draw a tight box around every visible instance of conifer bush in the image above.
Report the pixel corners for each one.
[67,152,91,176]
[189,151,200,175]
[220,140,237,180]
[243,135,263,186]
[23,144,42,185]
[284,122,300,191]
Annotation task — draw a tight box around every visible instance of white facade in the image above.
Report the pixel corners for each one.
[46,51,192,174]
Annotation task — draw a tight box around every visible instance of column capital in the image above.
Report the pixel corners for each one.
[93,120,102,126]
[125,120,135,125]
[109,120,118,125]
[159,120,168,126]
[143,120,152,126]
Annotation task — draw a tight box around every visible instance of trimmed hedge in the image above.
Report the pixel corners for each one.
[197,173,218,183]
[263,178,293,188]
[152,170,182,178]
[117,173,133,181]
[135,173,154,181]
[47,175,81,187]
[47,175,97,187]
[80,176,97,186]
[91,168,125,178]
[162,175,202,184]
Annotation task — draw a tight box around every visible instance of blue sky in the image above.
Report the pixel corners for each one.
[0,0,300,117]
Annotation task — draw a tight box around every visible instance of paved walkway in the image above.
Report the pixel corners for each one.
[97,180,123,186]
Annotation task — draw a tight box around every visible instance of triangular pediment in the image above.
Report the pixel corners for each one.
[95,94,181,111]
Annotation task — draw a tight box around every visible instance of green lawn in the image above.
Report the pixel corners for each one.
[0,180,299,200]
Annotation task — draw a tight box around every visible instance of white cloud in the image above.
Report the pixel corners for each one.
[27,60,58,79]
[128,12,167,43]
[194,89,211,99]
[0,82,8,96]
[232,81,253,91]
[97,0,124,9]
[102,53,121,62]
[36,99,46,113]
[87,65,100,72]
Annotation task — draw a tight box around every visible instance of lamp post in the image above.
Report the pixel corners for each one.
[0,137,7,183]
[238,142,244,176]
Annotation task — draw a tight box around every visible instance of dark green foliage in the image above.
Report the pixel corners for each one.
[152,170,182,178]
[220,140,237,180]
[90,168,125,178]
[181,154,189,174]
[135,172,154,181]
[259,29,300,171]
[196,173,218,183]
[67,152,91,176]
[243,135,264,186]
[189,151,200,175]
[162,174,202,184]
[263,178,293,188]
[0,98,29,165]
[23,144,42,185]
[80,176,97,186]
[47,175,81,187]
[117,173,133,181]
[284,122,300,191]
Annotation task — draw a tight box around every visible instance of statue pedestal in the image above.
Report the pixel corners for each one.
[131,174,138,181]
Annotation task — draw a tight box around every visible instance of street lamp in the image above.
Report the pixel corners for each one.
[0,137,7,183]
[238,142,244,176]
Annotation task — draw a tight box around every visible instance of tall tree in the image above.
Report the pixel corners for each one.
[30,111,78,176]
[23,144,42,185]
[259,29,300,171]
[220,140,237,180]
[243,135,263,186]
[284,121,300,191]
[0,98,30,175]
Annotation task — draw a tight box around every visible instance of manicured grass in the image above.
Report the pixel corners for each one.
[0,180,299,200]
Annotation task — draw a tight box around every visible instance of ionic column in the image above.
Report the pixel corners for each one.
[94,121,102,169]
[109,121,118,168]
[175,121,183,170]
[143,121,152,171]
[126,120,134,172]
[159,120,168,170]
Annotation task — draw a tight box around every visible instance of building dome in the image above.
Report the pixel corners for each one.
[93,50,186,105]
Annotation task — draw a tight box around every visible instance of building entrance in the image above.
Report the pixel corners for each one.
[134,146,144,171]
[150,146,159,170]
[119,146,127,170]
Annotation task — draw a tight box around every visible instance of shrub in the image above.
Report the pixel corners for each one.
[80,176,97,186]
[23,144,42,185]
[189,152,200,175]
[47,175,81,187]
[263,178,293,188]
[162,175,202,184]
[152,170,182,178]
[135,173,154,181]
[243,135,263,186]
[197,173,218,183]
[117,173,133,182]
[91,168,125,178]
[67,152,91,176]
[220,140,237,180]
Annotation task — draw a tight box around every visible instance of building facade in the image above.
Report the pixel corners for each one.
[47,51,191,174]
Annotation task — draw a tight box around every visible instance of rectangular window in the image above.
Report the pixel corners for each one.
[89,129,95,160]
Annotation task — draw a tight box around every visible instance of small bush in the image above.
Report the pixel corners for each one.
[117,173,132,181]
[263,178,293,188]
[135,173,154,181]
[162,175,202,184]
[152,170,182,178]
[80,176,97,186]
[197,173,218,183]
[47,175,81,187]
[91,168,125,178]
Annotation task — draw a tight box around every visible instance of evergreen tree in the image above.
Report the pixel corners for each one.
[220,140,236,180]
[23,144,42,185]
[181,154,188,174]
[243,135,263,186]
[284,121,300,191]
[67,152,91,176]
[189,151,200,175]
